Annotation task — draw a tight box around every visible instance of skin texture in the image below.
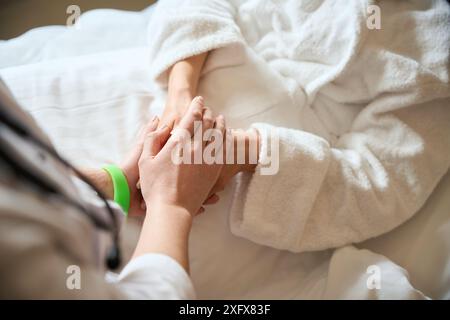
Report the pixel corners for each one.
[133,97,225,271]
[161,53,260,195]
[82,53,261,272]
[83,117,160,217]
[138,97,225,216]
[160,53,208,129]
[83,97,225,272]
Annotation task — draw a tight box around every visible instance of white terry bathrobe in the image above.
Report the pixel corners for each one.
[144,0,450,298]
[147,0,450,252]
[1,0,449,300]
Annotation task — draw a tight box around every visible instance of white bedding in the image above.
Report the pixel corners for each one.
[0,6,449,299]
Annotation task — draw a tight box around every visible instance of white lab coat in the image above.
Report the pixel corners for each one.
[0,80,195,299]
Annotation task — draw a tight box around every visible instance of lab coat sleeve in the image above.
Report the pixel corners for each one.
[113,254,196,300]
[0,206,194,299]
[230,96,450,252]
[0,231,194,299]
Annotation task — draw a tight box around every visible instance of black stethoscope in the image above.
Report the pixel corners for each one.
[0,102,121,270]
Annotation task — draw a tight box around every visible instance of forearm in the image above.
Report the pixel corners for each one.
[132,203,193,272]
[166,53,208,112]
[81,168,113,200]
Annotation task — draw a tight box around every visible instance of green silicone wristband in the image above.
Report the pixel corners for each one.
[102,165,130,216]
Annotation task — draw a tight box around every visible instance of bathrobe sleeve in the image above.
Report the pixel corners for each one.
[228,1,450,252]
[146,0,244,86]
[230,95,450,252]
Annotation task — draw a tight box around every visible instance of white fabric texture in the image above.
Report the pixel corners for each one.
[115,254,196,299]
[0,3,449,300]
[147,0,450,253]
[145,0,450,298]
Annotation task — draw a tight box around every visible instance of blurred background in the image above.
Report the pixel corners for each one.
[0,0,156,40]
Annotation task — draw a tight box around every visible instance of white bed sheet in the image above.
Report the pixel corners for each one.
[0,7,155,69]
[0,7,449,299]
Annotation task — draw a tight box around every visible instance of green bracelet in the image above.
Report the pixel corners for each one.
[102,164,130,216]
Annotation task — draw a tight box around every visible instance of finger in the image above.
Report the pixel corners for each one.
[202,107,214,131]
[209,181,225,197]
[160,115,176,130]
[205,114,226,156]
[137,116,160,146]
[203,194,220,205]
[176,96,204,137]
[146,115,160,133]
[173,115,181,127]
[201,107,215,148]
[170,111,183,129]
[142,124,171,157]
[215,114,226,136]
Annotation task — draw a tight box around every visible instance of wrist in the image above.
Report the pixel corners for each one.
[145,201,194,225]
[83,168,114,199]
[119,165,137,193]
[102,165,131,214]
[134,201,193,270]
[167,88,193,113]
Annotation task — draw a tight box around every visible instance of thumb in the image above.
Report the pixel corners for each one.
[176,96,204,136]
[142,124,171,158]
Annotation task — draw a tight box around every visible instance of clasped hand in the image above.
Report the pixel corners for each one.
[121,96,231,218]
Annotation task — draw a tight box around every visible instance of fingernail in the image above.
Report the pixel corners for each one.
[195,96,204,103]
[152,115,159,122]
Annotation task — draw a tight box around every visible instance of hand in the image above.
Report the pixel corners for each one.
[159,105,184,130]
[159,52,208,130]
[159,94,192,129]
[139,96,225,217]
[209,129,260,196]
[82,118,159,217]
[120,116,160,216]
